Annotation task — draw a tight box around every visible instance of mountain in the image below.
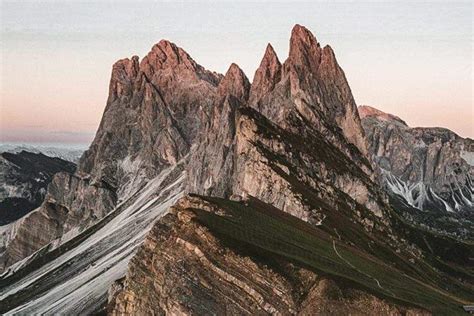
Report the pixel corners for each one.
[0,151,76,275]
[359,105,474,238]
[0,151,76,225]
[0,144,85,163]
[0,26,472,314]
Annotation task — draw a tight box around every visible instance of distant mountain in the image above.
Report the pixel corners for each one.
[0,26,472,315]
[360,105,474,238]
[0,151,76,225]
[0,151,76,274]
[0,144,85,163]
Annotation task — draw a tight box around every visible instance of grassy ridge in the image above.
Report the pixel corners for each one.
[190,195,471,315]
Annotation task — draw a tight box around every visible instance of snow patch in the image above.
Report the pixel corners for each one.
[381,170,469,213]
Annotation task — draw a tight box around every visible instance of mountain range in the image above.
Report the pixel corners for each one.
[0,144,85,163]
[0,25,472,315]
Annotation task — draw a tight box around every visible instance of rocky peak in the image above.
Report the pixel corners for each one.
[287,24,322,73]
[281,25,369,157]
[108,56,139,101]
[1,39,222,271]
[361,105,474,236]
[146,40,197,71]
[218,63,250,101]
[358,105,407,126]
[248,44,282,105]
[141,40,221,87]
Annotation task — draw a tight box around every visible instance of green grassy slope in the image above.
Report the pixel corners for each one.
[189,195,473,315]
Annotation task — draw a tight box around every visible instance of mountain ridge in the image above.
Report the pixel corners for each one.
[359,105,473,239]
[0,25,472,315]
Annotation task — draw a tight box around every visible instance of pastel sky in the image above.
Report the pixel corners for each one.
[1,1,472,145]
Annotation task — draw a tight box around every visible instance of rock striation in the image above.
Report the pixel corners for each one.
[108,196,429,315]
[109,195,465,315]
[0,40,222,271]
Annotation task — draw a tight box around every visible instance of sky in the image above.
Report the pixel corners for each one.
[1,1,472,145]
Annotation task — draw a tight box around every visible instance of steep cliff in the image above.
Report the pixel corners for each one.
[360,105,474,238]
[109,195,470,315]
[187,25,382,225]
[0,40,222,271]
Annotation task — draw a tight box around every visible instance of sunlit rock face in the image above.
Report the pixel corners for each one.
[187,25,385,222]
[108,196,427,316]
[0,40,223,271]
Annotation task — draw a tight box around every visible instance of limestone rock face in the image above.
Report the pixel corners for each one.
[187,25,383,222]
[248,44,282,106]
[187,64,249,198]
[282,25,368,157]
[108,196,427,315]
[1,40,222,270]
[360,105,474,237]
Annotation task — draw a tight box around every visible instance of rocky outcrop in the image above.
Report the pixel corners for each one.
[187,25,383,224]
[246,26,368,160]
[360,105,474,237]
[109,196,429,315]
[186,63,250,197]
[0,152,77,270]
[0,151,76,225]
[0,40,222,271]
[0,161,186,314]
[248,44,282,106]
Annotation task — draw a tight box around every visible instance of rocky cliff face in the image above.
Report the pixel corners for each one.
[360,105,474,238]
[1,25,473,315]
[0,40,222,271]
[187,25,382,224]
[109,196,428,315]
[109,194,472,315]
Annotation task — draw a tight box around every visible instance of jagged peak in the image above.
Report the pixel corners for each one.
[143,39,198,70]
[249,43,282,105]
[108,56,140,99]
[139,39,222,87]
[321,45,337,67]
[111,56,139,78]
[218,63,250,101]
[287,24,321,71]
[263,43,280,66]
[358,105,408,126]
[290,24,318,46]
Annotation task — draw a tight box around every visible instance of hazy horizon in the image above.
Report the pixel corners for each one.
[1,1,473,145]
